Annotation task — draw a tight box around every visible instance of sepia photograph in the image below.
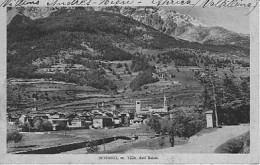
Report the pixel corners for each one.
[3,4,257,161]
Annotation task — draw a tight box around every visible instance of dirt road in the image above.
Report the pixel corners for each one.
[124,124,250,154]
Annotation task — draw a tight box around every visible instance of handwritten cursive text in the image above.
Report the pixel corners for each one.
[47,0,92,6]
[201,0,258,15]
[152,0,193,6]
[0,0,39,7]
[98,0,135,6]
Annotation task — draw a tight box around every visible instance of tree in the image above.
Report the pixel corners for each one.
[33,117,43,131]
[131,56,151,71]
[169,113,205,138]
[56,121,67,130]
[42,119,53,131]
[21,122,32,132]
[201,69,250,125]
[147,116,161,134]
[7,124,22,143]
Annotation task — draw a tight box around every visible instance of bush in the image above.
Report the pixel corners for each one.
[7,125,23,143]
[86,140,99,153]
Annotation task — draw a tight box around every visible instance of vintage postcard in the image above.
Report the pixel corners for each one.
[0,0,259,164]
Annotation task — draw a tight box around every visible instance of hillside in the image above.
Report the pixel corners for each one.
[7,7,250,112]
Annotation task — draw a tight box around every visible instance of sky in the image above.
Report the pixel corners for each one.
[164,6,250,34]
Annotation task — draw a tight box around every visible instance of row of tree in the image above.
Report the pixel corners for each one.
[20,117,67,132]
[201,71,250,125]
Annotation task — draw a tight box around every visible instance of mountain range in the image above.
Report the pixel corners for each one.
[7,6,249,50]
[97,7,250,49]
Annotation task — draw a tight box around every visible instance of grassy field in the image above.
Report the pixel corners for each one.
[7,123,153,153]
[7,132,88,153]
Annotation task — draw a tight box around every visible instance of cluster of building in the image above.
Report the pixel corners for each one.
[7,94,182,131]
[7,107,139,131]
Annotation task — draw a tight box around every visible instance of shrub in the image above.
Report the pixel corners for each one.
[7,125,23,143]
[86,140,99,153]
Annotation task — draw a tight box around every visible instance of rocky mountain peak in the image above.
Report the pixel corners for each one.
[7,6,249,49]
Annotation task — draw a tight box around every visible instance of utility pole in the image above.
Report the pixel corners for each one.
[211,79,219,127]
[208,71,219,127]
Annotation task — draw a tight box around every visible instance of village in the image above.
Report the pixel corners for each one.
[7,93,182,132]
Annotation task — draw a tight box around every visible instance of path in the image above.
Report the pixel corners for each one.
[124,124,250,154]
